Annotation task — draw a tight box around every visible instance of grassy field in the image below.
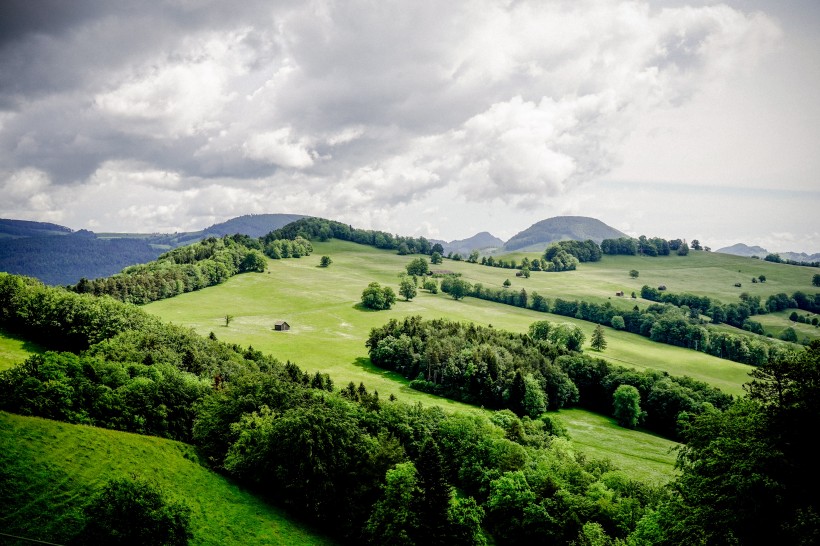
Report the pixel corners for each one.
[755,309,820,342]
[0,328,43,371]
[553,409,679,486]
[0,411,336,546]
[146,240,755,399]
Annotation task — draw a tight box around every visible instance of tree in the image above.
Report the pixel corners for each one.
[431,251,443,265]
[415,438,452,545]
[629,270,639,278]
[590,324,607,351]
[240,250,267,272]
[691,239,702,251]
[431,243,444,255]
[399,276,417,301]
[423,279,438,293]
[361,282,397,310]
[612,384,642,429]
[365,462,419,546]
[528,320,552,340]
[676,242,689,256]
[780,327,798,342]
[79,475,192,545]
[503,278,511,288]
[813,273,820,287]
[320,255,333,267]
[468,250,480,263]
[406,257,430,276]
[610,315,625,330]
[225,314,233,327]
[758,274,766,283]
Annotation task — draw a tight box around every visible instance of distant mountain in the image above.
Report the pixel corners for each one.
[200,213,308,238]
[0,219,73,238]
[504,216,628,252]
[716,243,820,263]
[441,232,504,256]
[0,213,310,285]
[716,243,768,258]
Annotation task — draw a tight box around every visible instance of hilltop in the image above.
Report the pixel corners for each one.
[440,231,505,256]
[503,216,628,251]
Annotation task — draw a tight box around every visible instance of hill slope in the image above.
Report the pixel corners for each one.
[442,231,504,255]
[0,218,73,239]
[0,412,335,546]
[504,216,628,251]
[202,213,308,238]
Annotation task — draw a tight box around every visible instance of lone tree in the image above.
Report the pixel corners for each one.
[590,324,607,351]
[406,257,430,276]
[813,273,820,287]
[320,255,332,267]
[79,475,192,545]
[430,251,443,265]
[225,314,234,327]
[629,269,639,278]
[613,385,642,429]
[503,278,512,288]
[399,276,417,301]
[361,282,397,310]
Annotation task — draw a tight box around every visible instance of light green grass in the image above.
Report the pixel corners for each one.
[145,241,753,399]
[0,328,43,371]
[496,250,817,306]
[0,411,336,546]
[754,309,820,343]
[553,409,678,486]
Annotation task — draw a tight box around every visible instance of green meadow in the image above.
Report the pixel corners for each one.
[0,411,336,546]
[146,240,757,399]
[0,328,43,372]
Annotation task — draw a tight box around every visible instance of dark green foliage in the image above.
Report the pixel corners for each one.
[602,237,639,255]
[367,316,576,413]
[814,273,820,287]
[590,324,607,351]
[68,236,278,305]
[440,276,470,300]
[406,257,430,276]
[263,216,433,255]
[361,282,397,310]
[320,255,332,267]
[78,475,192,545]
[544,240,602,263]
[612,384,642,428]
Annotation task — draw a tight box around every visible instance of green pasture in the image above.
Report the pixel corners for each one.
[145,240,753,399]
[497,249,817,306]
[553,409,678,486]
[755,309,820,343]
[0,411,336,546]
[0,328,43,371]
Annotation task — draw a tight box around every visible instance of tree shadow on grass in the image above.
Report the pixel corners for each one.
[352,303,384,312]
[351,357,411,385]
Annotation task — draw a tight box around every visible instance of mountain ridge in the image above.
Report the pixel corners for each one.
[503,216,628,252]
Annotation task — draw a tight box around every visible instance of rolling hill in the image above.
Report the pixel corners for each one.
[440,231,505,256]
[503,216,628,251]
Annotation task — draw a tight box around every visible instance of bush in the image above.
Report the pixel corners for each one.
[361,282,397,310]
[78,476,192,545]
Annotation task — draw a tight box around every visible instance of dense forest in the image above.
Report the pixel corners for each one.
[2,271,818,544]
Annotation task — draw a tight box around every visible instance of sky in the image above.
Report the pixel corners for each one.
[1,0,818,253]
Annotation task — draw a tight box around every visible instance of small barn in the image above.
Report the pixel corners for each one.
[615,291,624,297]
[273,320,290,331]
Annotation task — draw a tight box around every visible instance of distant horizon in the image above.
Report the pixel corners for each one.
[4,211,818,257]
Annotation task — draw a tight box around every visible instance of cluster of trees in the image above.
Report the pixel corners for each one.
[69,236,273,305]
[366,316,729,440]
[263,217,436,256]
[544,240,602,263]
[361,282,397,310]
[601,236,692,257]
[2,270,819,544]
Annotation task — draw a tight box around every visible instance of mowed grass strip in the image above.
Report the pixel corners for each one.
[146,240,754,399]
[0,412,337,546]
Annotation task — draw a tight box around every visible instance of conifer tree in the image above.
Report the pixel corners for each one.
[591,324,607,351]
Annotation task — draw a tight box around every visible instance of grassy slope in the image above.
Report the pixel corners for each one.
[0,328,43,371]
[146,241,756,399]
[0,411,336,546]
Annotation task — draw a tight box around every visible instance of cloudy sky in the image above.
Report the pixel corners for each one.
[1,0,818,252]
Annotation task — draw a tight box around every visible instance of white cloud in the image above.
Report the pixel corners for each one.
[242,128,315,169]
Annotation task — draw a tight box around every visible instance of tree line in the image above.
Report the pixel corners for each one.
[0,271,817,544]
[436,274,795,366]
[366,316,731,440]
[68,234,309,305]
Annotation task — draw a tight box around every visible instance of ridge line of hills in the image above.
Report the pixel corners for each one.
[1,213,815,285]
